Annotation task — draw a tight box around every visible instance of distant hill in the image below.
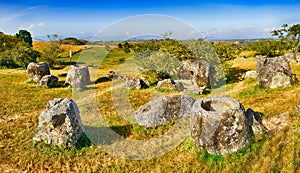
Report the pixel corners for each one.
[127,35,163,41]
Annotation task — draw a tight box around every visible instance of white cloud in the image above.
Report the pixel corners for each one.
[0,6,45,22]
[203,26,273,39]
[27,22,44,30]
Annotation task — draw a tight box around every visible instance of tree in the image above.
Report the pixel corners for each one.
[11,43,40,68]
[15,30,33,47]
[272,24,300,59]
[213,42,241,62]
[117,43,123,49]
[40,34,61,67]
[249,39,287,57]
[123,41,131,53]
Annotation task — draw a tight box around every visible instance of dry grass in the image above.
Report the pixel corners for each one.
[33,41,84,57]
[0,54,299,172]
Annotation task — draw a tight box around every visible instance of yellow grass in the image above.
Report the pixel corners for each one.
[0,54,299,172]
[33,41,84,57]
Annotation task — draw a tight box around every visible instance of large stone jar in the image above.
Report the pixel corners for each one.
[190,96,251,155]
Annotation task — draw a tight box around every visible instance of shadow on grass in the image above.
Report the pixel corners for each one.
[83,125,133,145]
[76,133,92,149]
[226,67,248,84]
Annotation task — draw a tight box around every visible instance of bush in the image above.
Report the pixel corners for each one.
[0,52,19,69]
[141,70,171,86]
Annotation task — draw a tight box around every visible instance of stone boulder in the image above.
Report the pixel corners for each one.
[245,108,269,135]
[182,59,211,93]
[33,98,84,147]
[27,62,50,82]
[284,52,300,63]
[245,70,257,79]
[256,55,298,88]
[38,75,58,87]
[155,79,184,91]
[135,94,195,127]
[190,96,251,155]
[125,78,149,89]
[66,65,90,89]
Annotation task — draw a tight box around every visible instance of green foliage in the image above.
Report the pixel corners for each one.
[0,51,19,69]
[213,43,241,62]
[160,39,197,60]
[272,24,300,58]
[140,70,171,86]
[0,31,40,68]
[11,44,40,67]
[15,30,33,47]
[60,37,86,45]
[248,39,288,57]
[132,38,226,87]
[39,34,62,68]
[0,32,19,51]
[132,40,160,53]
[123,41,131,53]
[197,150,225,168]
[117,43,122,49]
[183,39,226,86]
[135,51,182,78]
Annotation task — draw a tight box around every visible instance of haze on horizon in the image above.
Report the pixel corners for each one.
[1,0,300,41]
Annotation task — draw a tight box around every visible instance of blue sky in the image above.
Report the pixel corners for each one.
[1,0,300,40]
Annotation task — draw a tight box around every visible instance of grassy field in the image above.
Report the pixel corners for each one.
[0,49,299,172]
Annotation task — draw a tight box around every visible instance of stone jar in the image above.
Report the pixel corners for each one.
[190,96,251,155]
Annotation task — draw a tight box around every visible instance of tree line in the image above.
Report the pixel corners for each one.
[0,30,86,69]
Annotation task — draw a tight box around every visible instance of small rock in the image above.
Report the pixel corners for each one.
[134,94,195,127]
[38,75,58,87]
[33,98,84,147]
[27,62,50,82]
[245,70,257,79]
[125,78,149,89]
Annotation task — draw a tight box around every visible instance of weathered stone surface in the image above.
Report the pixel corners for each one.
[245,108,268,134]
[135,94,195,127]
[125,78,149,89]
[284,52,300,63]
[245,70,257,79]
[182,59,211,94]
[155,79,184,91]
[33,98,84,147]
[38,75,58,87]
[27,62,50,82]
[256,55,298,88]
[190,96,251,155]
[262,112,291,133]
[66,65,90,89]
[183,59,211,88]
